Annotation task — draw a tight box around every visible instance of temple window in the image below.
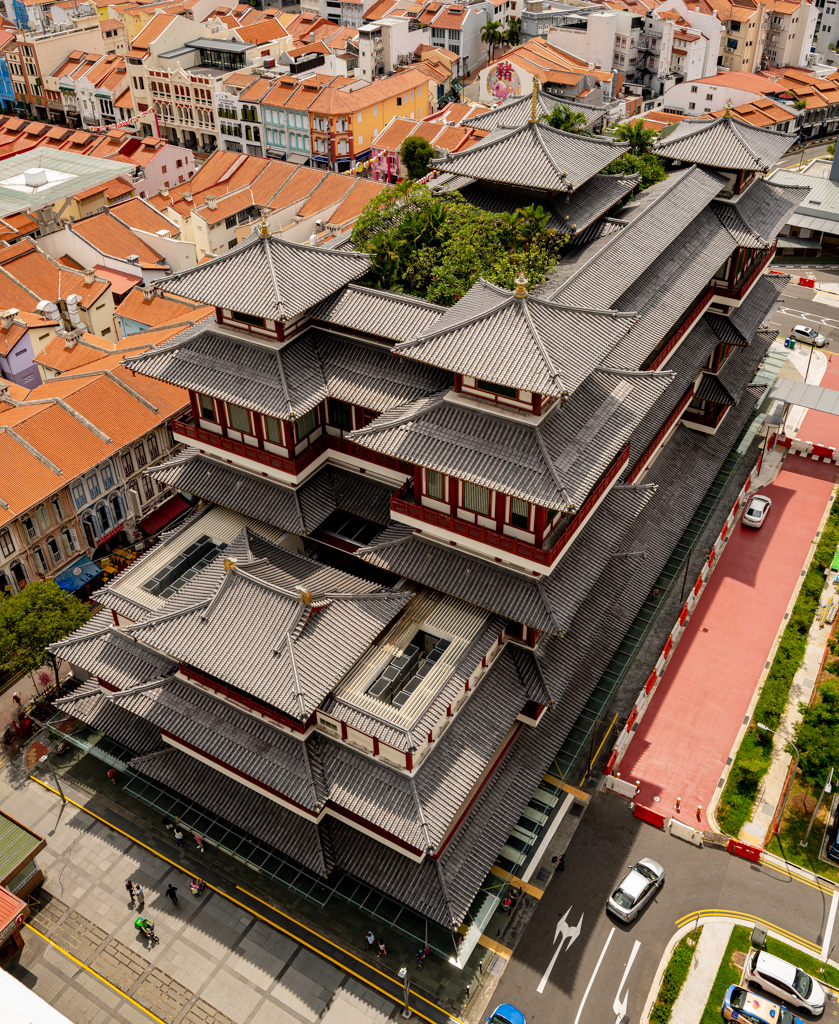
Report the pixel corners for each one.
[330,400,352,430]
[231,310,264,328]
[510,497,529,529]
[462,481,491,516]
[426,469,445,501]
[227,403,252,434]
[198,393,216,422]
[295,408,317,440]
[476,379,517,400]
[264,415,283,445]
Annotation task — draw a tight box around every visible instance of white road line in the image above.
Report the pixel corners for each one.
[572,927,614,1024]
[822,890,838,960]
[612,940,641,1024]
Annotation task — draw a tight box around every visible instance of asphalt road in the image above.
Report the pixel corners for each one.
[490,792,839,1024]
[767,279,839,357]
[775,142,835,170]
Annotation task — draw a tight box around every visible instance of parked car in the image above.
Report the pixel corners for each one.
[606,858,664,922]
[486,1005,526,1024]
[723,985,804,1024]
[791,325,826,348]
[744,950,825,1016]
[743,495,772,528]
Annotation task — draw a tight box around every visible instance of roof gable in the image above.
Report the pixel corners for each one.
[654,111,795,171]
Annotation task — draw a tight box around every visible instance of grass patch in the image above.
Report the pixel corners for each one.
[766,779,839,884]
[651,928,703,1024]
[700,925,839,1024]
[716,496,839,837]
[700,925,752,1024]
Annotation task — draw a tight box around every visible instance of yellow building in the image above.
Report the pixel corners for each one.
[308,67,436,172]
[708,0,767,73]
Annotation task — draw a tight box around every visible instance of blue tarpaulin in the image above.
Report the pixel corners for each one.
[53,555,102,593]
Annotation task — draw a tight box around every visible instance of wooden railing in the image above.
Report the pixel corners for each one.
[714,244,776,301]
[391,446,630,568]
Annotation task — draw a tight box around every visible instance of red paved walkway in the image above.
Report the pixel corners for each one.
[620,357,839,829]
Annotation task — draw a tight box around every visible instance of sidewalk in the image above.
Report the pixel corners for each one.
[670,920,733,1024]
[1,748,458,1024]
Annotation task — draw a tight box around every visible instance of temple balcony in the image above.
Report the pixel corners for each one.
[390,445,630,573]
[172,416,413,488]
[712,243,777,304]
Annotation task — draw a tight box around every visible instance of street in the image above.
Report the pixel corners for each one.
[490,792,837,1024]
[767,276,839,358]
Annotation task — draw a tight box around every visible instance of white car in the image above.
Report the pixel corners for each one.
[743,495,772,528]
[606,858,664,922]
[791,324,826,348]
[744,950,826,1017]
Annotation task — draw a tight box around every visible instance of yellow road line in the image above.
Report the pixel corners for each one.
[236,885,465,1023]
[30,777,464,1024]
[24,920,166,1024]
[673,910,821,954]
[760,858,835,895]
[474,934,512,959]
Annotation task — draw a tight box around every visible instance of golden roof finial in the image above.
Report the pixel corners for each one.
[258,208,270,238]
[723,99,732,119]
[514,272,529,297]
[530,75,540,123]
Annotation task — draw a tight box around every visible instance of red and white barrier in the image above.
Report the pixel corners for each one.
[605,470,755,776]
[774,435,839,463]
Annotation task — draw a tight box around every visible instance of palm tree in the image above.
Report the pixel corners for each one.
[539,104,590,134]
[611,118,657,155]
[481,19,503,63]
[505,16,521,46]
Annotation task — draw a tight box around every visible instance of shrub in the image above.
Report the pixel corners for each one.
[651,930,702,1024]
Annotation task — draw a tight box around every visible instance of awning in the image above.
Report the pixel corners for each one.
[138,494,190,536]
[53,555,103,593]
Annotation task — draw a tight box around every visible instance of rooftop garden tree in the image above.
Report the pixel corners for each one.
[400,136,436,180]
[351,182,567,306]
[611,118,657,155]
[539,104,590,134]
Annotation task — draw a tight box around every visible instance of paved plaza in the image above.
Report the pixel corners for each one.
[0,757,417,1024]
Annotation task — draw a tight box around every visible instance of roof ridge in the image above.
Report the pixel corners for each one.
[519,294,566,393]
[397,282,512,349]
[0,423,62,475]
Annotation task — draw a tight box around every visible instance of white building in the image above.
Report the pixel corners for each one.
[356,16,430,80]
[763,0,818,66]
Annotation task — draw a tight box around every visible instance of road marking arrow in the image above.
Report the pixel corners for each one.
[573,927,614,1024]
[612,939,641,1024]
[536,907,585,994]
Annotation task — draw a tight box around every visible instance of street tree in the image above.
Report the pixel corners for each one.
[539,104,589,134]
[400,136,436,179]
[0,581,92,688]
[505,17,521,46]
[795,679,839,789]
[612,118,657,155]
[481,19,503,62]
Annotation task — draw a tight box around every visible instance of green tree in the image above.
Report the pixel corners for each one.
[0,581,92,687]
[603,152,667,192]
[400,136,436,180]
[505,16,521,46]
[481,18,503,62]
[795,679,839,788]
[539,104,589,134]
[611,117,657,155]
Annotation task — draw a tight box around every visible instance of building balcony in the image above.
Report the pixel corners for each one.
[713,244,776,301]
[172,418,413,482]
[391,445,630,569]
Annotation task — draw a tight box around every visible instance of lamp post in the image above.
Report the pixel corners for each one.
[38,749,66,804]
[757,722,799,834]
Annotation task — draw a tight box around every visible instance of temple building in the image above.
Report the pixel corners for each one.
[50,105,805,962]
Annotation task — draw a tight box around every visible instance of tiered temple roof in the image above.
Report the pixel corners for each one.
[654,112,796,171]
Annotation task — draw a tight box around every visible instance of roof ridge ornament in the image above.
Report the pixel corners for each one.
[258,207,270,238]
[514,272,528,297]
[723,99,732,120]
[530,75,539,124]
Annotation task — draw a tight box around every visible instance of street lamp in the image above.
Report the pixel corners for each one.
[757,722,799,834]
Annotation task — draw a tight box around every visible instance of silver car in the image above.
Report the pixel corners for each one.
[743,495,772,528]
[792,325,826,348]
[606,858,665,922]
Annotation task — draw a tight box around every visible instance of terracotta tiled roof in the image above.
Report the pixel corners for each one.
[239,76,276,102]
[0,241,110,307]
[327,179,386,225]
[115,288,205,327]
[110,196,178,235]
[235,20,290,43]
[309,67,433,114]
[72,212,166,268]
[296,174,355,218]
[73,174,135,203]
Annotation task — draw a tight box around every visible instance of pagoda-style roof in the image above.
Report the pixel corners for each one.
[395,277,634,399]
[161,231,371,323]
[712,178,810,248]
[430,120,628,193]
[351,368,673,510]
[359,482,655,636]
[308,284,445,342]
[694,372,737,406]
[431,171,639,237]
[461,92,605,132]
[122,530,409,720]
[54,681,166,755]
[544,166,726,309]
[149,452,394,537]
[654,113,795,172]
[124,326,448,422]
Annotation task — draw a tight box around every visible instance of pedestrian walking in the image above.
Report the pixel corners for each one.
[162,817,174,834]
[134,883,145,911]
[501,895,512,914]
[107,768,117,785]
[173,827,183,846]
[194,834,204,853]
[11,692,20,706]
[365,930,376,953]
[376,938,387,958]
[125,879,135,906]
[165,884,178,907]
[415,945,429,969]
[551,853,565,872]
[509,888,519,913]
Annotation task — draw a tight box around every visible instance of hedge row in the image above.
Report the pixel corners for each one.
[716,494,839,837]
[651,929,703,1024]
